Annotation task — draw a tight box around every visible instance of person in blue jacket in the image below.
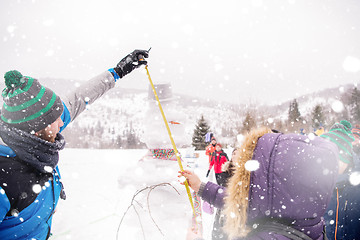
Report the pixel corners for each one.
[323,121,360,240]
[0,49,149,240]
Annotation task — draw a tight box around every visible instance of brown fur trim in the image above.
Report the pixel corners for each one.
[223,127,273,239]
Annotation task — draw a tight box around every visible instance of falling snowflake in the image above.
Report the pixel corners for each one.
[32,184,42,194]
[331,100,344,113]
[308,133,316,141]
[11,209,19,217]
[237,134,244,143]
[44,166,53,173]
[245,160,260,171]
[45,49,54,57]
[7,25,16,33]
[349,171,360,186]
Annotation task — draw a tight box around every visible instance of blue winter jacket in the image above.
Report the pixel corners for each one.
[324,154,360,240]
[0,70,118,239]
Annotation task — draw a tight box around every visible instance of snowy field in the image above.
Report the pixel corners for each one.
[51,148,227,240]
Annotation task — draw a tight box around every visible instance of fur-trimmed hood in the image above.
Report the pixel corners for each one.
[223,127,339,239]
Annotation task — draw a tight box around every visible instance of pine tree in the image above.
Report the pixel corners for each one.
[349,87,360,122]
[124,122,140,149]
[288,99,301,123]
[192,115,211,150]
[126,130,137,149]
[115,135,123,149]
[242,111,257,133]
[311,104,325,129]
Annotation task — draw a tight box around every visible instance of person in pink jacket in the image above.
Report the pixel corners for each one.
[206,143,228,186]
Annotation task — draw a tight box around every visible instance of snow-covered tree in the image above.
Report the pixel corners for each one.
[288,99,301,123]
[241,111,257,133]
[192,115,211,150]
[311,104,325,129]
[349,87,360,123]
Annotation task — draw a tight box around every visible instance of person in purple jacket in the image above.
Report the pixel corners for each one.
[181,126,342,240]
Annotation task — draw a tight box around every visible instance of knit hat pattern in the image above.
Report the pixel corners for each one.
[320,120,355,164]
[1,70,64,132]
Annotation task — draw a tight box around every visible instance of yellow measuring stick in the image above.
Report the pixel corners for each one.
[144,65,197,222]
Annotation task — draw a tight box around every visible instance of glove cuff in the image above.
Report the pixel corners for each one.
[198,182,207,197]
[108,68,122,81]
[113,67,125,79]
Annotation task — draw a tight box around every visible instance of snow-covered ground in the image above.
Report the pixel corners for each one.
[51,148,229,240]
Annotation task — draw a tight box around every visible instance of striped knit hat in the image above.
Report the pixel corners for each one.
[320,120,355,164]
[1,70,64,133]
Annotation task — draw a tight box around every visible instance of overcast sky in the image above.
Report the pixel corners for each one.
[1,0,360,105]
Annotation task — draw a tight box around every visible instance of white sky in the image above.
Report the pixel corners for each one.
[1,0,360,105]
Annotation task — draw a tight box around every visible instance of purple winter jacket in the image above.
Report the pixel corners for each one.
[201,133,339,240]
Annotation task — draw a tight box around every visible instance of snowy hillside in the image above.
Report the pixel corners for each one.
[59,87,242,149]
[254,82,359,128]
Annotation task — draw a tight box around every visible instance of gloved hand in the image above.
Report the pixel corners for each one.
[114,49,149,78]
[206,170,210,178]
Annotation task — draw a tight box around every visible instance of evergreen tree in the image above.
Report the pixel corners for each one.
[288,99,301,123]
[115,135,123,149]
[349,87,360,122]
[124,121,139,149]
[311,104,325,129]
[95,120,104,136]
[126,130,138,149]
[192,115,211,150]
[242,111,257,133]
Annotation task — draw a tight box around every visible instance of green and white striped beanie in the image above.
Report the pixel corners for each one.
[320,120,355,164]
[1,70,64,133]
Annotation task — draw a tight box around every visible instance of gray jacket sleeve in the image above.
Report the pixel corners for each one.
[62,71,116,122]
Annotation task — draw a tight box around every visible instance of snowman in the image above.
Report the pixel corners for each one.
[141,83,187,160]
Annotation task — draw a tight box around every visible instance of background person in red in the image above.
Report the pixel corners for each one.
[206,143,229,186]
[205,136,217,164]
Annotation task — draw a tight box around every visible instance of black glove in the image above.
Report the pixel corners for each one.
[206,170,210,178]
[114,49,149,78]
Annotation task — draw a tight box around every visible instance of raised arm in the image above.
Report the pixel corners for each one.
[60,49,149,131]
